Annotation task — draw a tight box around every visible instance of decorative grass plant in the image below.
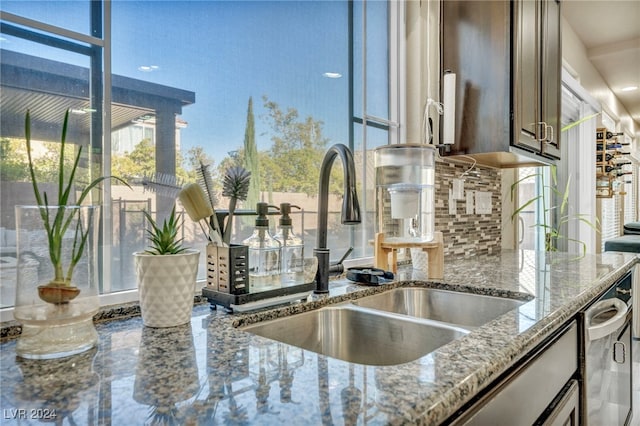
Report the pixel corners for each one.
[25,109,128,302]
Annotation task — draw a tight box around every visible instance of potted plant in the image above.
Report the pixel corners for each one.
[14,110,127,359]
[133,206,200,327]
[512,166,601,256]
[510,115,601,255]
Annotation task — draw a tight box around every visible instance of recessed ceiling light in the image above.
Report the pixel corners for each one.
[323,72,342,79]
[621,86,638,92]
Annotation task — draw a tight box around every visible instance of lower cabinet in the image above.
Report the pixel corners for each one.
[451,321,579,425]
[540,379,580,426]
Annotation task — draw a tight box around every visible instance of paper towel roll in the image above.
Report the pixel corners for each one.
[443,72,456,145]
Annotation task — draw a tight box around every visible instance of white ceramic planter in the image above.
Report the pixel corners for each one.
[133,250,200,328]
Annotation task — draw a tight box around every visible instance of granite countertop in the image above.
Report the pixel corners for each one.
[0,249,637,425]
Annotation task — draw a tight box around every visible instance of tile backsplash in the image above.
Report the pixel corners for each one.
[434,159,502,258]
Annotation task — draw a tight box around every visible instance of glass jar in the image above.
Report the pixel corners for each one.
[375,144,435,242]
[14,205,100,359]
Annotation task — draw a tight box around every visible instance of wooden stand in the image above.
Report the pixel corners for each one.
[374,231,444,279]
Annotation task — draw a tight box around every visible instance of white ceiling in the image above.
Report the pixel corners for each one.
[562,0,640,127]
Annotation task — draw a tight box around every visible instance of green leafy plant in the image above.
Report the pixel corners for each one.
[25,109,129,287]
[560,112,600,132]
[142,206,187,255]
[511,113,601,255]
[511,166,599,254]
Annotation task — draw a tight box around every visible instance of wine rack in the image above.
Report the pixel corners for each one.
[596,127,629,198]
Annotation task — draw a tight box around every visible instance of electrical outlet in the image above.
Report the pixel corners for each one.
[475,191,492,214]
[466,190,475,215]
[452,178,465,200]
[449,188,457,215]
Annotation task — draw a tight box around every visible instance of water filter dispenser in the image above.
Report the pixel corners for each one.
[375,144,436,243]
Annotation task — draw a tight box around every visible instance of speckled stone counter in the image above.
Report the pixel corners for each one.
[0,250,637,425]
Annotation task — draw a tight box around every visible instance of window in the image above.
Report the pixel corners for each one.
[600,196,621,251]
[0,4,104,312]
[0,1,92,36]
[622,133,636,225]
[516,167,550,251]
[637,164,640,223]
[514,77,600,255]
[556,75,598,254]
[0,1,394,311]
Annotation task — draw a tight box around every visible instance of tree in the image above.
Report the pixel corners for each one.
[0,138,29,181]
[261,96,341,196]
[111,138,154,182]
[184,146,215,174]
[0,138,81,184]
[111,138,196,182]
[243,97,261,209]
[181,145,221,194]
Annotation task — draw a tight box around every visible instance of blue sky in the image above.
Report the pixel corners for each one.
[1,1,389,164]
[111,1,351,155]
[1,1,351,158]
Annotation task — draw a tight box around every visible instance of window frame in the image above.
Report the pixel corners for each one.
[0,0,400,318]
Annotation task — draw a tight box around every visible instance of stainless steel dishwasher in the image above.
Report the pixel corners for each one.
[583,270,633,426]
[634,264,639,339]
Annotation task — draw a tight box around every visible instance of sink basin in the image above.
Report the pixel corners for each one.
[353,287,526,328]
[242,306,468,366]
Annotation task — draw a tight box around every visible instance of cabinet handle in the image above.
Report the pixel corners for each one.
[537,122,548,154]
[613,341,626,364]
[539,121,548,143]
[585,298,628,341]
[518,216,525,245]
[546,124,554,147]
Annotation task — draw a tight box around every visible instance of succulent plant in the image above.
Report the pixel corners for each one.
[142,206,187,255]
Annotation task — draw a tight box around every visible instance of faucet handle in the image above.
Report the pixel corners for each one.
[329,247,353,276]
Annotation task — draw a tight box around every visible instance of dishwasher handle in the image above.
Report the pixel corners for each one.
[586,298,628,341]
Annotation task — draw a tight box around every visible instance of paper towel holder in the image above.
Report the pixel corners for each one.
[442,70,456,145]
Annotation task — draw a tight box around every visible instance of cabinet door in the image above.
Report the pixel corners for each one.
[539,0,561,159]
[540,379,580,426]
[513,0,541,153]
[441,0,511,155]
[453,322,578,425]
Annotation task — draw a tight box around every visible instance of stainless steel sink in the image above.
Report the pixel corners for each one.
[352,287,526,328]
[242,306,468,366]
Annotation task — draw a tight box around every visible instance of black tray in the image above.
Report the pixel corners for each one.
[202,281,315,312]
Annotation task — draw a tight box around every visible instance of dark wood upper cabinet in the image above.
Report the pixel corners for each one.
[441,0,562,168]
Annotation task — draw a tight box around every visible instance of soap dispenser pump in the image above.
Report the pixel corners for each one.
[242,202,281,292]
[274,203,304,285]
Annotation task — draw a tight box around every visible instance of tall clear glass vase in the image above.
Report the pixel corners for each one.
[14,205,100,359]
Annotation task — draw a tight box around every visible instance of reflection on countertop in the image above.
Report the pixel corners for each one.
[0,249,636,425]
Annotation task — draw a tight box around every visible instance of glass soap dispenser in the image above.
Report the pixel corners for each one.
[274,203,304,286]
[243,202,281,292]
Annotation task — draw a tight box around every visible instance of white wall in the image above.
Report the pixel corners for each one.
[561,17,639,139]
[405,0,440,145]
